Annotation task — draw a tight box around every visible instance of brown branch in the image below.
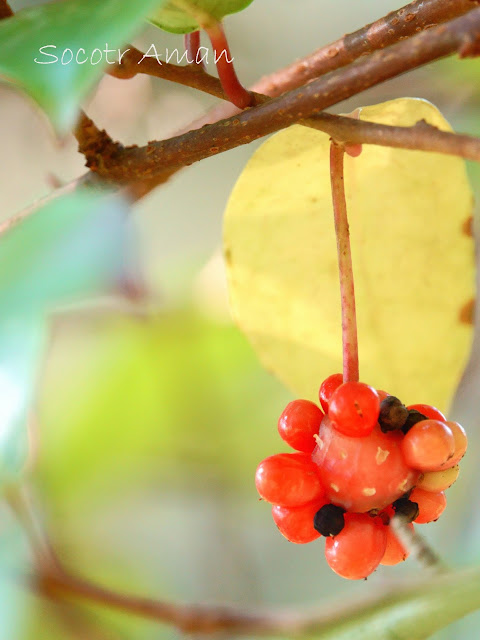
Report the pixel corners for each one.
[105,1,478,130]
[12,1,480,227]
[78,8,480,185]
[88,41,480,169]
[7,484,467,640]
[74,110,180,202]
[72,110,480,204]
[31,563,478,637]
[104,1,478,135]
[0,0,12,19]
[100,48,480,164]
[184,0,480,131]
[37,568,283,636]
[74,112,124,176]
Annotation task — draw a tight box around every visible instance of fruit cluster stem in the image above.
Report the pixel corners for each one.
[329,142,359,383]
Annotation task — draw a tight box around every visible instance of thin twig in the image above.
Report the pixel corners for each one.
[5,486,50,566]
[253,0,479,97]
[0,177,90,236]
[32,563,480,637]
[305,113,480,160]
[6,487,123,638]
[329,143,359,383]
[107,46,233,99]
[5,485,64,575]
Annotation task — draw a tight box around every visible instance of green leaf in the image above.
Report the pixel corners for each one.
[0,188,139,485]
[0,317,44,483]
[224,98,474,412]
[150,0,254,34]
[0,188,136,315]
[36,308,289,506]
[307,567,480,640]
[0,0,166,132]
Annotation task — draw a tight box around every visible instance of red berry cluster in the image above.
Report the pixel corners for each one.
[255,374,468,580]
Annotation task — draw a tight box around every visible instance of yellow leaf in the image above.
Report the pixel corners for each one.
[223,98,474,412]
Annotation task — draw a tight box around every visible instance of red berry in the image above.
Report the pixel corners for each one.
[377,390,390,402]
[278,400,324,453]
[417,465,459,492]
[255,453,325,507]
[401,420,455,471]
[319,374,343,412]
[430,421,467,469]
[380,522,413,566]
[329,382,380,437]
[410,487,446,524]
[407,403,446,422]
[324,513,387,580]
[312,416,419,512]
[272,497,327,544]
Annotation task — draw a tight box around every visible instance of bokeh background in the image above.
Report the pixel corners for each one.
[2,1,480,638]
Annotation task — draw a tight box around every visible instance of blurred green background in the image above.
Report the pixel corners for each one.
[1,1,480,638]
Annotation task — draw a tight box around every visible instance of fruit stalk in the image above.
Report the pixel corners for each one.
[205,21,253,109]
[329,142,359,383]
[184,31,205,68]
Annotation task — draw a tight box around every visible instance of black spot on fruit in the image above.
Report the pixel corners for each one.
[392,497,419,522]
[378,396,408,433]
[313,504,346,537]
[401,409,428,434]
